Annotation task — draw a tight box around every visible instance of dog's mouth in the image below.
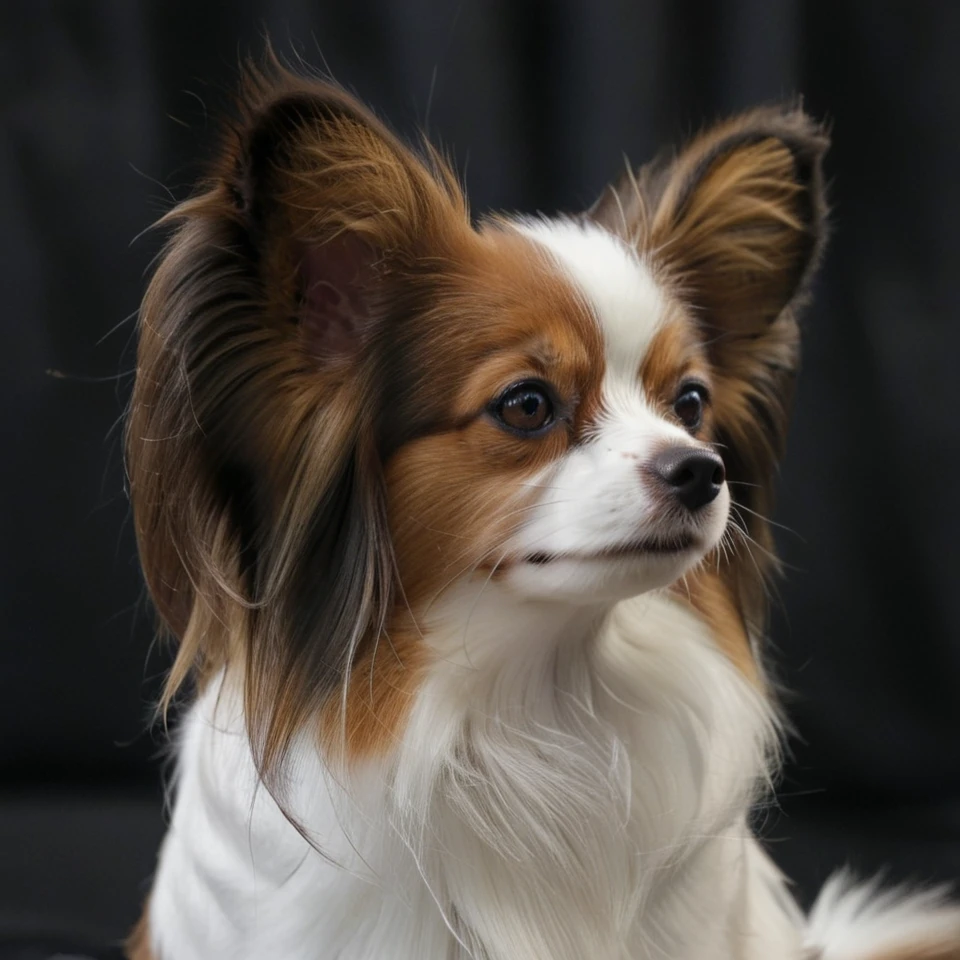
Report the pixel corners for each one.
[523,533,697,566]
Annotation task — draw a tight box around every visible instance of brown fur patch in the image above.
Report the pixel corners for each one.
[319,612,429,758]
[638,309,714,434]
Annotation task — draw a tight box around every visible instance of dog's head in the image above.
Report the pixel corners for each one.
[128,61,827,770]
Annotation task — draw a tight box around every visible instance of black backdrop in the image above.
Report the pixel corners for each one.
[2,0,959,945]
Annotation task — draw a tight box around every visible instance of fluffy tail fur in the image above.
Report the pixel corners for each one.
[804,871,960,959]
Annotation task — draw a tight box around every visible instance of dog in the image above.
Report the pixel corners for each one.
[124,58,960,959]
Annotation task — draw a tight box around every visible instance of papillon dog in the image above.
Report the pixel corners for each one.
[125,59,960,960]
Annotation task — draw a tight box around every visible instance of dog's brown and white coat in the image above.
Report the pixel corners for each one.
[126,62,960,960]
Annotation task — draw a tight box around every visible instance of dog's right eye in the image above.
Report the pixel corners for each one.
[674,381,709,432]
[493,381,555,436]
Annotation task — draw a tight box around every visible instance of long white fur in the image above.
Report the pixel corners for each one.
[805,872,960,958]
[146,219,960,959]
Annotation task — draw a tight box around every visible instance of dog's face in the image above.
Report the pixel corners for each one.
[128,64,826,766]
[381,220,731,608]
[498,252,731,603]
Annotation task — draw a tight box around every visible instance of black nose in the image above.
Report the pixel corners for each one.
[650,447,725,511]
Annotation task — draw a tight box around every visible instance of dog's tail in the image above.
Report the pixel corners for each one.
[804,871,960,959]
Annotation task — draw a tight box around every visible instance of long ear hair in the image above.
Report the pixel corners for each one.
[592,107,829,626]
[125,58,466,787]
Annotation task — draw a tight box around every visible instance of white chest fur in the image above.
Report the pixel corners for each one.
[148,587,804,960]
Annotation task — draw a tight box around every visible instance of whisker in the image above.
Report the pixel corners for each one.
[730,500,803,540]
[728,510,788,568]
[725,516,777,595]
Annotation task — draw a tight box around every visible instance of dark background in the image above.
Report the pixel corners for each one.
[2,0,959,951]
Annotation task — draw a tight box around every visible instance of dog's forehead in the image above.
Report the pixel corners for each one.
[514,219,667,382]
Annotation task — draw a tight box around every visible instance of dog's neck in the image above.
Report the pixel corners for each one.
[383,581,782,956]
[153,583,795,960]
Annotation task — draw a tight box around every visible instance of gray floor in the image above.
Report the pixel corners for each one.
[0,791,164,945]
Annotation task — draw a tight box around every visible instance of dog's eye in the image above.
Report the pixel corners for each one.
[494,381,555,435]
[674,382,709,431]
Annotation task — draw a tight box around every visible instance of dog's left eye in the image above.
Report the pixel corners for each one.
[493,381,555,435]
[674,383,709,431]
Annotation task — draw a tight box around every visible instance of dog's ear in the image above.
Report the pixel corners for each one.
[218,64,466,360]
[127,60,466,779]
[592,107,828,336]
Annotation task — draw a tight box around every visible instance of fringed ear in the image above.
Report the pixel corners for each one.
[126,58,466,785]
[222,62,467,358]
[648,108,829,334]
[593,107,828,335]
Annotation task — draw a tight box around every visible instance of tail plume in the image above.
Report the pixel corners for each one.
[804,871,960,959]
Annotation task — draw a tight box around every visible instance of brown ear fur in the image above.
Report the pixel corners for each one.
[592,108,828,332]
[593,107,829,629]
[652,109,828,330]
[125,57,466,785]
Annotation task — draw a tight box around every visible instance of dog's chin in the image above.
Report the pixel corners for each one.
[503,529,720,605]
